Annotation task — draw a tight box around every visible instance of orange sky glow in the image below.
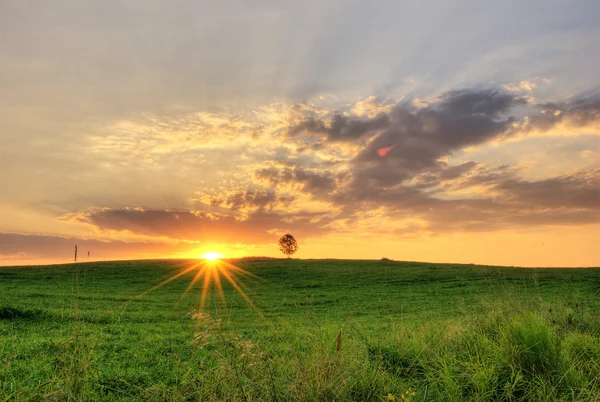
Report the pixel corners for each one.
[1,1,600,267]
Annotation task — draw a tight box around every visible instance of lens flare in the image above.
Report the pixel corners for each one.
[377,145,395,157]
[132,258,265,318]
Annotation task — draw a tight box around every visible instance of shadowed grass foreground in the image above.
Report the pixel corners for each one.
[1,259,600,401]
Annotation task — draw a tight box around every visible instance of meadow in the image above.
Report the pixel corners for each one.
[1,259,600,401]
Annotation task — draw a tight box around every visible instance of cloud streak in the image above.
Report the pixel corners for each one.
[73,208,333,244]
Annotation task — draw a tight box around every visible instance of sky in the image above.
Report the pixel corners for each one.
[1,0,600,267]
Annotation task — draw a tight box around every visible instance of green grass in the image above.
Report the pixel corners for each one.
[1,259,600,401]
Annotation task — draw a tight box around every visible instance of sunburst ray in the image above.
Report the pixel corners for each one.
[132,257,263,318]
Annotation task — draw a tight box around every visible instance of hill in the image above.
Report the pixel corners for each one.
[1,259,600,400]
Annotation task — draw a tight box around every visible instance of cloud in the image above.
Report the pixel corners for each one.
[349,96,395,118]
[248,89,600,236]
[438,161,479,180]
[359,167,600,233]
[523,95,600,132]
[287,112,391,142]
[73,208,333,244]
[354,89,525,165]
[295,89,525,207]
[495,168,600,210]
[280,89,529,203]
[3,0,600,267]
[3,83,600,265]
[0,233,175,265]
[208,189,292,211]
[503,80,538,93]
[255,167,338,194]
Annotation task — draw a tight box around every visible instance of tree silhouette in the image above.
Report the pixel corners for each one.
[278,233,298,258]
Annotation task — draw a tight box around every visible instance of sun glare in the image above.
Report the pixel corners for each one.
[201,251,223,261]
[133,251,265,318]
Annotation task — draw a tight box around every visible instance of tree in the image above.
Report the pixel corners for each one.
[278,233,298,258]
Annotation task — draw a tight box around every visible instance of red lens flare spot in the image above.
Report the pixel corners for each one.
[377,145,395,157]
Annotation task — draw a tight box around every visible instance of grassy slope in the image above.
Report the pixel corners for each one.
[1,259,600,401]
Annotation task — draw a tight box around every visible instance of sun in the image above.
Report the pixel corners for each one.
[201,251,223,261]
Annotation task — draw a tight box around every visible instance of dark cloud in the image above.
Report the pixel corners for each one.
[525,95,600,131]
[288,89,525,174]
[422,198,600,233]
[439,89,524,118]
[367,167,600,233]
[355,89,525,167]
[288,112,391,142]
[275,89,600,236]
[285,90,600,215]
[287,89,527,202]
[76,208,332,243]
[495,168,600,210]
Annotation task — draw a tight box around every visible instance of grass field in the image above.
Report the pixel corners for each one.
[1,259,600,401]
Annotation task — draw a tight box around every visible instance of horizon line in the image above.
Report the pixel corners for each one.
[1,256,599,270]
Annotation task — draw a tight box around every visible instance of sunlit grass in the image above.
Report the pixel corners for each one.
[1,260,600,400]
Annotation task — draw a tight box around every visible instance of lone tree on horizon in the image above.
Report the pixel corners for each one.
[278,233,298,259]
